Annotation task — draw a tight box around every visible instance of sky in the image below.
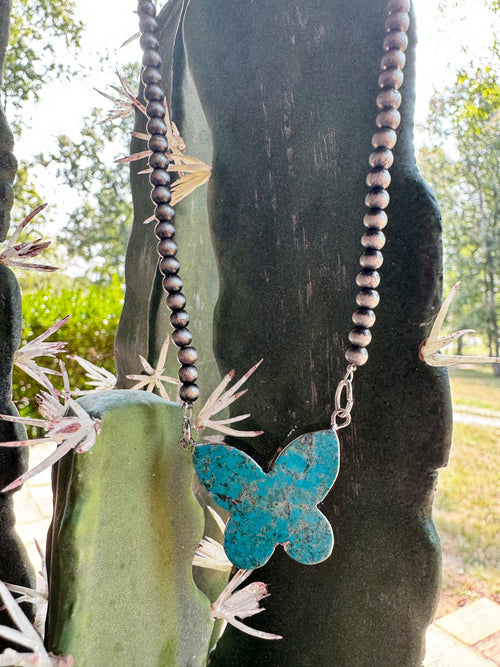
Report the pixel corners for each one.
[12,0,500,231]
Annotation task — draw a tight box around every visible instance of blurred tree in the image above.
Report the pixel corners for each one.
[418,67,500,369]
[5,0,83,129]
[4,1,134,281]
[36,65,140,282]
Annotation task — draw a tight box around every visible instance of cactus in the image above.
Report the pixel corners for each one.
[0,0,17,243]
[179,1,450,665]
[0,265,36,649]
[0,0,35,636]
[45,390,212,665]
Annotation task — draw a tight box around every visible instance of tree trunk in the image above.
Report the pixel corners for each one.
[118,1,452,664]
[484,265,500,375]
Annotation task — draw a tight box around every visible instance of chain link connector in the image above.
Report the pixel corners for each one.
[331,364,356,431]
[179,402,196,451]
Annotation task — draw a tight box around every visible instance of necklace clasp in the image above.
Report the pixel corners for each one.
[179,402,196,451]
[331,364,356,431]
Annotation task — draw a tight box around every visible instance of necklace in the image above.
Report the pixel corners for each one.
[137,0,411,572]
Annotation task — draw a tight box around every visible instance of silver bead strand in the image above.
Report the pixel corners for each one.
[345,0,411,369]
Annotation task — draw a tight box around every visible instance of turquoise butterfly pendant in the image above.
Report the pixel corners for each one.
[193,430,340,570]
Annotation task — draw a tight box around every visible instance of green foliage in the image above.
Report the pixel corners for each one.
[418,66,500,358]
[12,160,43,214]
[485,0,500,12]
[14,276,124,422]
[5,0,83,121]
[438,1,499,15]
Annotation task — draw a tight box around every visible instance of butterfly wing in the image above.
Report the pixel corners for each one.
[193,443,276,569]
[223,506,278,570]
[193,442,266,512]
[269,429,340,503]
[283,506,334,564]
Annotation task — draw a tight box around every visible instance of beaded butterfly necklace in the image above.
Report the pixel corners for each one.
[136,0,411,571]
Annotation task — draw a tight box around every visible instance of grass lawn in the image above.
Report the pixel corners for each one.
[448,366,500,412]
[434,367,500,616]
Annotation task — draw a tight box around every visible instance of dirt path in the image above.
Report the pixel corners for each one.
[453,407,500,428]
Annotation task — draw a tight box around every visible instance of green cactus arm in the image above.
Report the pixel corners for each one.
[45,390,212,666]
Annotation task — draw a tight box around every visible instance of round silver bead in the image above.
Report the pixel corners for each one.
[160,256,180,275]
[385,12,410,32]
[140,32,160,52]
[359,250,384,270]
[378,68,404,90]
[172,327,193,346]
[152,186,172,204]
[352,308,376,328]
[163,275,183,293]
[366,168,391,189]
[348,327,372,347]
[376,88,402,110]
[179,364,198,384]
[178,346,198,365]
[365,188,390,210]
[150,169,170,187]
[158,238,177,257]
[369,147,394,169]
[138,1,156,16]
[356,270,381,289]
[145,98,165,115]
[167,292,186,310]
[155,221,175,238]
[361,229,386,250]
[383,31,409,52]
[376,108,401,129]
[372,127,398,150]
[345,346,369,366]
[356,289,380,309]
[380,49,406,71]
[170,309,190,328]
[363,210,388,229]
[179,383,200,402]
[149,134,169,153]
[387,0,411,13]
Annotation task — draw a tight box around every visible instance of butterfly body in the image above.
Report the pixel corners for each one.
[193,429,340,570]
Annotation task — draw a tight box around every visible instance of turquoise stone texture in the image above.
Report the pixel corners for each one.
[193,430,340,570]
